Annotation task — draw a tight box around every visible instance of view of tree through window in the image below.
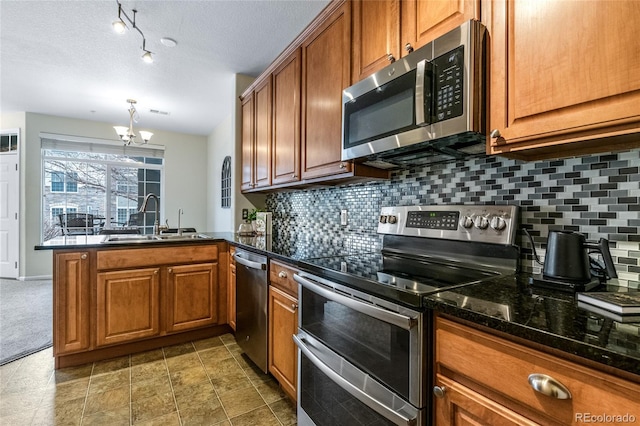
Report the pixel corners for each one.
[42,143,163,241]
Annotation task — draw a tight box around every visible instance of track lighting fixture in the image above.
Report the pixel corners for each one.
[114,99,153,145]
[112,1,153,63]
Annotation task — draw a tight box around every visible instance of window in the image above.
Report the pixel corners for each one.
[41,137,164,240]
[221,156,231,208]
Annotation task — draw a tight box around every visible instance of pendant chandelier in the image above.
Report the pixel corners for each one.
[113,99,153,145]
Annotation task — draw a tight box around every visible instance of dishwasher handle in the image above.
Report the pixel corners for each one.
[233,252,266,270]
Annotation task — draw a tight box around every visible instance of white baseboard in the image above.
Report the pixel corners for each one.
[18,275,53,281]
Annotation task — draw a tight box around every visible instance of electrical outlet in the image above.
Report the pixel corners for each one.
[242,209,248,220]
[340,209,348,226]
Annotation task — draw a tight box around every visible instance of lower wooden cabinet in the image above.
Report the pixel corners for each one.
[268,259,299,401]
[96,268,161,346]
[53,251,90,355]
[435,316,640,425]
[166,262,219,333]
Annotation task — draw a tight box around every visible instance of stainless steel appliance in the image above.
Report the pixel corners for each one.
[341,20,486,169]
[294,204,520,425]
[234,248,268,373]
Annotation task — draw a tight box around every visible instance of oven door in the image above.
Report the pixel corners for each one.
[294,272,428,410]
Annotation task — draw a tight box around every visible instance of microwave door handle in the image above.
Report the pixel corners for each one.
[415,59,431,126]
[293,334,418,426]
[294,274,416,330]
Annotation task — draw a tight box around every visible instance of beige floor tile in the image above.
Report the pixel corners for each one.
[0,388,44,417]
[131,375,173,401]
[88,369,130,394]
[131,391,177,424]
[0,411,34,426]
[51,364,93,385]
[208,369,252,395]
[163,342,195,358]
[168,364,210,388]
[91,356,130,375]
[219,333,236,344]
[131,359,168,382]
[83,384,130,415]
[41,378,91,406]
[269,398,297,426]
[0,373,52,394]
[218,385,266,418]
[242,362,272,384]
[229,405,281,426]
[81,405,130,425]
[198,345,233,365]
[31,395,85,426]
[165,352,201,371]
[172,380,219,409]
[131,349,164,366]
[202,357,243,379]
[178,404,228,426]
[193,336,225,351]
[135,411,181,426]
[254,378,287,404]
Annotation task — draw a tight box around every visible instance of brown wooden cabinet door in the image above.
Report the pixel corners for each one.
[53,251,90,355]
[254,76,272,189]
[352,0,400,82]
[268,286,298,401]
[272,49,302,185]
[401,0,479,54]
[434,375,539,426]
[241,93,255,191]
[228,247,236,331]
[96,268,160,346]
[301,1,353,180]
[166,262,219,333]
[487,1,640,157]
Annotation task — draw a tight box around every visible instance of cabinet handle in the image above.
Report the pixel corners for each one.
[339,163,347,169]
[433,386,446,398]
[528,374,572,400]
[291,303,298,310]
[291,174,298,179]
[490,129,501,138]
[387,53,396,63]
[81,254,87,260]
[405,43,414,53]
[278,271,287,279]
[168,268,172,274]
[154,269,159,274]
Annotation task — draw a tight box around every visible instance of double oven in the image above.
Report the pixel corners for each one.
[293,205,520,425]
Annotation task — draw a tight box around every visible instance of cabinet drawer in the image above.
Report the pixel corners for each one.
[97,244,218,270]
[436,317,640,425]
[269,260,298,297]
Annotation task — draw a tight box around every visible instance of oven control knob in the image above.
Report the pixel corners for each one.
[490,216,507,231]
[388,215,398,224]
[459,215,473,228]
[474,215,489,230]
[379,215,388,224]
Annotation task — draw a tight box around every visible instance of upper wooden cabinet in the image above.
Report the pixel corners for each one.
[241,93,254,191]
[301,1,353,180]
[352,0,479,82]
[486,0,640,160]
[272,49,302,186]
[242,77,273,191]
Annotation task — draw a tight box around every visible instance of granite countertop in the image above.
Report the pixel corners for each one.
[37,233,640,378]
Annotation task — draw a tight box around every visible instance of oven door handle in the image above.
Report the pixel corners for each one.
[294,334,418,426]
[294,273,417,330]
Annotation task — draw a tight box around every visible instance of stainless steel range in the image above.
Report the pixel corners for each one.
[294,204,519,426]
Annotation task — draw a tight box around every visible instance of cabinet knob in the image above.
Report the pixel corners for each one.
[528,374,572,400]
[167,268,172,274]
[278,271,287,279]
[490,129,501,138]
[154,269,159,274]
[433,386,446,398]
[387,53,396,63]
[339,163,347,169]
[291,174,298,179]
[292,303,298,310]
[405,43,414,53]
[81,254,87,260]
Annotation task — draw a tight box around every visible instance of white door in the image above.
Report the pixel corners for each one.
[0,130,20,278]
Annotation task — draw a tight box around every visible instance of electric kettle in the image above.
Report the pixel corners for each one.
[542,231,617,283]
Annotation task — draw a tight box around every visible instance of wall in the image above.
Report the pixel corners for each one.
[266,148,640,288]
[18,112,208,279]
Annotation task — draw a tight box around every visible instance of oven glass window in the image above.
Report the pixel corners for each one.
[344,69,417,149]
[301,286,410,400]
[300,353,396,426]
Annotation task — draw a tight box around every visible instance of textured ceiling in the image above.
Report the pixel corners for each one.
[0,0,330,136]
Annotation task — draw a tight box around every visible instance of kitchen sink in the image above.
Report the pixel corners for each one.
[101,233,210,244]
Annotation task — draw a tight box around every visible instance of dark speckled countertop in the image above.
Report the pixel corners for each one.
[37,233,640,379]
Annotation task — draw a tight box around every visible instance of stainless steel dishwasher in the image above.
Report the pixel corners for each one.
[233,248,268,373]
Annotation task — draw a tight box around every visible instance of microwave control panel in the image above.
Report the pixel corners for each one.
[433,46,464,123]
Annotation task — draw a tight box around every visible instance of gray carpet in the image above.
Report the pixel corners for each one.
[0,279,53,366]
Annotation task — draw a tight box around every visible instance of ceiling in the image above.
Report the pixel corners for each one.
[0,0,330,137]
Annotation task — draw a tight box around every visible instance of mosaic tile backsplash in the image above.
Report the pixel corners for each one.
[266,149,640,288]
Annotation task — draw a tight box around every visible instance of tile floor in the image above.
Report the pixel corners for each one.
[0,333,297,425]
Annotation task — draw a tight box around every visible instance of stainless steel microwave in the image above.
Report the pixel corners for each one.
[341,20,486,169]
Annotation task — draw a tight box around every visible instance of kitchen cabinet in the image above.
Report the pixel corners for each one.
[268,259,299,401]
[165,262,219,333]
[228,246,236,331]
[53,251,90,355]
[241,78,272,190]
[96,268,161,346]
[352,0,479,82]
[435,316,640,425]
[301,1,352,180]
[486,0,640,160]
[272,49,301,186]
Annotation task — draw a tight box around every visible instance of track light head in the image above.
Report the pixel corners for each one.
[141,50,153,63]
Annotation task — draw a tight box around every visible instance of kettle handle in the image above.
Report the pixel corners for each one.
[586,238,618,279]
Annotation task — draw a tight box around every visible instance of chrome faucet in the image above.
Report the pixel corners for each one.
[139,193,160,235]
